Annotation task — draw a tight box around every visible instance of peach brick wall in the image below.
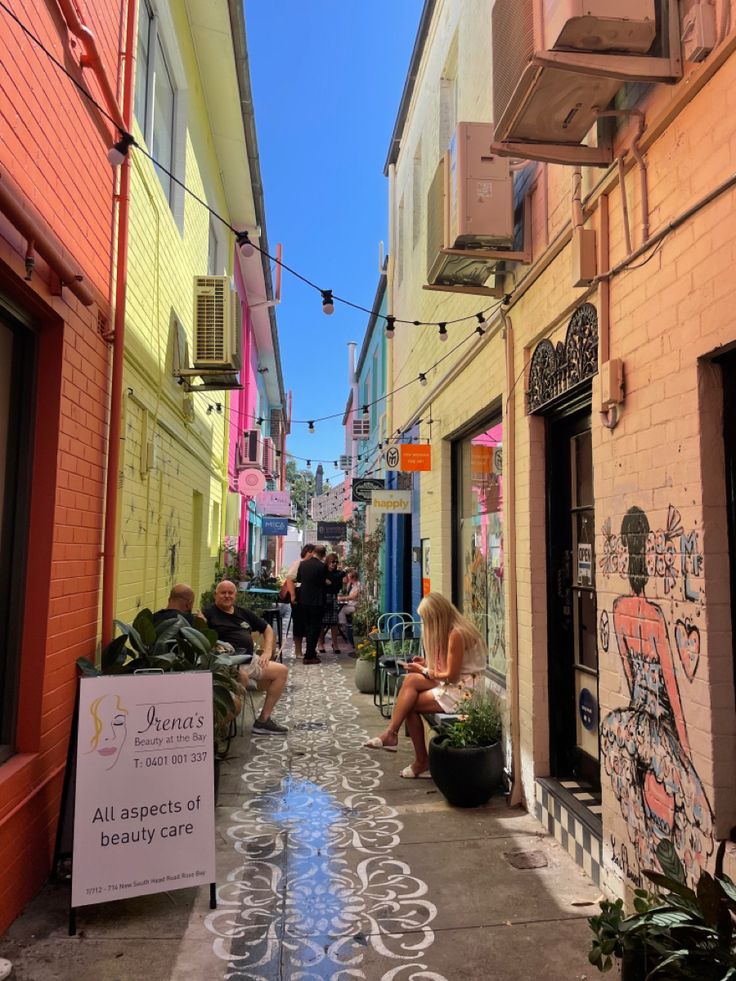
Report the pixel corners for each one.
[389,0,736,899]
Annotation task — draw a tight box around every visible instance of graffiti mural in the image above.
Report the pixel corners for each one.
[599,506,714,884]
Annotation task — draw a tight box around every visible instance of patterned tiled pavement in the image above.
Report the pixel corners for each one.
[0,647,601,980]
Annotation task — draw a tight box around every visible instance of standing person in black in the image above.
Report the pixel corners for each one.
[318,553,346,653]
[296,544,329,664]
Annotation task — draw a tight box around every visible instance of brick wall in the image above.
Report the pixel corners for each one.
[388,0,736,899]
[0,0,122,932]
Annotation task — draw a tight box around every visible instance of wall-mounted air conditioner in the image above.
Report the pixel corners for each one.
[193,276,238,369]
[426,122,516,289]
[491,0,681,166]
[239,429,261,469]
[262,437,276,477]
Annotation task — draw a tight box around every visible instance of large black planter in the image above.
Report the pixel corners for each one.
[428,738,504,807]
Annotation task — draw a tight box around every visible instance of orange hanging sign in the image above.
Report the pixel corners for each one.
[400,443,432,471]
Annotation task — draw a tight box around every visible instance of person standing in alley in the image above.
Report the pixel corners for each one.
[285,543,315,657]
[319,553,346,653]
[296,545,328,664]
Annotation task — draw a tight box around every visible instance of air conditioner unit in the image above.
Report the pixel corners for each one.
[339,454,352,470]
[193,276,238,369]
[544,0,656,52]
[239,428,261,469]
[426,123,514,288]
[269,408,284,442]
[491,0,681,166]
[262,437,276,477]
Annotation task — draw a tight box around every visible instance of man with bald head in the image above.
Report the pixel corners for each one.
[152,584,196,626]
[203,580,288,736]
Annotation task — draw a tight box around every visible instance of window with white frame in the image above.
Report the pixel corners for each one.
[134,0,183,210]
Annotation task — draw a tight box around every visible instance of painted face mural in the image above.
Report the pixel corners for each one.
[87,693,129,771]
[600,506,714,884]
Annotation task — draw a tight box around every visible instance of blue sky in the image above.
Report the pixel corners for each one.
[245,1,424,481]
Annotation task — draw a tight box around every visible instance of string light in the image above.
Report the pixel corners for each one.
[308,420,315,433]
[206,402,222,415]
[438,323,448,342]
[418,373,427,387]
[0,3,520,336]
[475,313,487,335]
[236,231,255,257]
[256,416,264,426]
[362,404,369,416]
[306,459,311,467]
[385,315,396,339]
[107,131,135,167]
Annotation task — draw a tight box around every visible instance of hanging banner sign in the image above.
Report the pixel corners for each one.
[71,674,216,908]
[383,445,401,471]
[371,489,412,514]
[351,478,385,503]
[317,521,347,542]
[256,490,291,516]
[400,444,432,471]
[262,516,289,536]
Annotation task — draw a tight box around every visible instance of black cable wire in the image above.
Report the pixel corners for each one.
[0,1,515,332]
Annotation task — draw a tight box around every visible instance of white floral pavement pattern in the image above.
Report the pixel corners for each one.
[205,651,448,980]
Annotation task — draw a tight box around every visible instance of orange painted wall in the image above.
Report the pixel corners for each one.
[0,0,124,932]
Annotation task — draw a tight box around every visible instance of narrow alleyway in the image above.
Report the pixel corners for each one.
[1,649,600,980]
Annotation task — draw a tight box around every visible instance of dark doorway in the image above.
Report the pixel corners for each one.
[0,305,35,763]
[547,406,600,790]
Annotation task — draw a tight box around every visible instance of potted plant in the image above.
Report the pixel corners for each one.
[354,637,377,693]
[588,836,736,979]
[428,689,504,807]
[77,609,242,765]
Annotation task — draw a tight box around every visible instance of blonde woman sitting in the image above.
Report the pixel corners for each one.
[364,593,487,778]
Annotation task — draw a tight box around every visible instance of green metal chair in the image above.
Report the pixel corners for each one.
[376,617,423,718]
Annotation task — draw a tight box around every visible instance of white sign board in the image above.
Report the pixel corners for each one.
[383,445,401,471]
[371,489,412,514]
[72,674,216,908]
[256,489,291,516]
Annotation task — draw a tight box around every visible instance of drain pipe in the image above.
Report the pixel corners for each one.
[0,167,95,306]
[54,0,126,131]
[598,109,648,251]
[502,306,523,808]
[101,0,137,646]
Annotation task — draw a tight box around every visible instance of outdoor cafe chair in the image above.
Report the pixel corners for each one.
[375,615,422,718]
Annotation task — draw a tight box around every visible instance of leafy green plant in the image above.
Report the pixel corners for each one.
[588,836,736,979]
[351,598,381,638]
[77,609,243,759]
[437,690,502,748]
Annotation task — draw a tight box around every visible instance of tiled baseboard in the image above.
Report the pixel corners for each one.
[535,778,602,887]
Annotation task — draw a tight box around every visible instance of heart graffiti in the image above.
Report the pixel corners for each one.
[674,618,700,681]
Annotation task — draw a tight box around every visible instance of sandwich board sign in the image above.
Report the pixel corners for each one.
[71,673,216,911]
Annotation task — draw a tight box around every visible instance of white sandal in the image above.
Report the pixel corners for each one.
[399,766,432,779]
[363,736,398,752]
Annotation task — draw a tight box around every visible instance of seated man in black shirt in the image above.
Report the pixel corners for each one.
[203,580,288,735]
[152,584,196,626]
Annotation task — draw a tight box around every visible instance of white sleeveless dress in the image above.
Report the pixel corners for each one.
[429,639,487,712]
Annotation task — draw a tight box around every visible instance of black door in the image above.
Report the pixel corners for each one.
[547,408,600,788]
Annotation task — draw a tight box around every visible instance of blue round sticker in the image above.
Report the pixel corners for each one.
[579,688,597,731]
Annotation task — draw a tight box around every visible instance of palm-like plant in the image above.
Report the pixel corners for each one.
[77,609,242,758]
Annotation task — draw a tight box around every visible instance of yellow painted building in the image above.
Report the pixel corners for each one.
[116,0,271,619]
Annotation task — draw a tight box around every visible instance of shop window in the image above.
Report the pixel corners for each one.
[454,417,505,682]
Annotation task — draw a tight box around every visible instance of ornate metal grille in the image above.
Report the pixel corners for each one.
[527,303,598,414]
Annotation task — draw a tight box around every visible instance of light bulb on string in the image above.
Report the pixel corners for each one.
[321,290,334,315]
[308,421,315,434]
[438,323,448,342]
[362,404,369,416]
[418,372,427,387]
[107,131,135,166]
[306,459,311,468]
[385,315,396,339]
[475,313,487,336]
[236,231,255,257]
[256,416,264,426]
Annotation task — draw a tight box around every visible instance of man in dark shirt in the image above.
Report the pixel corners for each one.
[203,580,289,735]
[296,547,329,664]
[152,584,196,626]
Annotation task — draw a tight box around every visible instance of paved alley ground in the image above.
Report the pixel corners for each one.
[0,648,601,980]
